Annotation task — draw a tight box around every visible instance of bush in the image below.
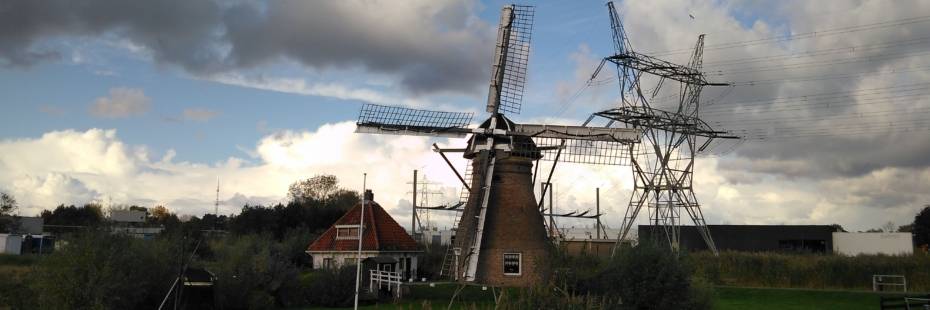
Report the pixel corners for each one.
[497,284,620,309]
[581,242,712,310]
[0,261,37,310]
[205,234,302,309]
[30,231,177,309]
[305,266,362,307]
[690,251,930,291]
[415,242,446,280]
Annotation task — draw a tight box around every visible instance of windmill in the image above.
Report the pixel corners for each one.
[355,4,640,286]
[589,2,739,254]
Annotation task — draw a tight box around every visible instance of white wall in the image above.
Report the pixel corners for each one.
[0,234,23,255]
[308,251,420,280]
[832,232,913,256]
[420,229,455,246]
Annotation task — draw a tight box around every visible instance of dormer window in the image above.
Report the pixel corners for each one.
[336,225,362,240]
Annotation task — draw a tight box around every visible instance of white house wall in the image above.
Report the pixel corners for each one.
[832,232,913,256]
[308,251,419,280]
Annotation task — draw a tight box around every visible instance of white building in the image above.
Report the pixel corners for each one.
[832,232,914,256]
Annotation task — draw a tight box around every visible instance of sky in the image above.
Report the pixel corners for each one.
[1,0,929,233]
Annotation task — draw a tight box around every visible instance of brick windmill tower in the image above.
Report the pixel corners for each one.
[355,4,640,286]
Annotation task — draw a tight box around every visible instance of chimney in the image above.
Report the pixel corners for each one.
[364,189,374,202]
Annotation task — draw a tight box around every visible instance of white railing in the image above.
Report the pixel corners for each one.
[369,270,403,298]
[873,274,907,292]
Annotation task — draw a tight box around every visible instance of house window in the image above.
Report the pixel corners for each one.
[503,253,521,276]
[344,257,356,266]
[323,258,334,269]
[335,225,361,240]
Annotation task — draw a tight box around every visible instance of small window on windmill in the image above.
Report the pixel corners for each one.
[335,225,361,240]
[503,253,521,276]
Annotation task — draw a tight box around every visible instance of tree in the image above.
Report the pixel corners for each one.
[882,221,896,233]
[0,192,17,232]
[1,192,16,215]
[149,205,181,230]
[287,175,341,203]
[31,232,177,309]
[40,204,104,232]
[914,205,930,247]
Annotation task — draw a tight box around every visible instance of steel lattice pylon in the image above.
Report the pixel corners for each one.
[591,2,739,255]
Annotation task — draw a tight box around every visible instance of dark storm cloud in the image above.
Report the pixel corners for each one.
[0,0,491,95]
[0,0,225,71]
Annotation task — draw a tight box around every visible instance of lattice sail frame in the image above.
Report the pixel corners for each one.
[494,5,534,115]
[356,104,474,137]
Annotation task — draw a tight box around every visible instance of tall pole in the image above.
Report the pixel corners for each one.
[214,177,220,231]
[596,187,601,239]
[412,170,418,236]
[353,173,367,310]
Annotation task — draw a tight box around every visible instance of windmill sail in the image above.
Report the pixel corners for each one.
[355,104,474,138]
[486,5,534,115]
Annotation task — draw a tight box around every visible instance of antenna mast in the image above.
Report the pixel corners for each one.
[214,178,220,231]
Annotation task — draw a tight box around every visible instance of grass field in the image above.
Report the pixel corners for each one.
[713,286,909,310]
[2,254,924,310]
[302,285,921,309]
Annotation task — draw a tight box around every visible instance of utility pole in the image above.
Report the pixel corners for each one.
[412,170,417,237]
[353,173,367,310]
[596,187,601,239]
[214,177,220,231]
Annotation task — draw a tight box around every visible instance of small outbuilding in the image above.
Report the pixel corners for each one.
[307,190,420,282]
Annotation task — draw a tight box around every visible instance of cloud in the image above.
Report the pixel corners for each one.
[607,0,930,178]
[0,125,470,224]
[89,88,150,118]
[0,0,492,95]
[11,173,101,209]
[38,104,65,116]
[1,123,927,231]
[183,108,220,122]
[207,73,432,108]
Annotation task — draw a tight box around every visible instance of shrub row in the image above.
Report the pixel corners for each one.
[690,251,930,291]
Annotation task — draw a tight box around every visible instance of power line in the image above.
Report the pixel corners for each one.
[645,14,930,56]
[706,82,930,108]
[702,35,930,67]
[725,64,930,86]
[713,48,930,75]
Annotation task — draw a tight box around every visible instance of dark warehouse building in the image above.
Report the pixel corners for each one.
[637,225,838,253]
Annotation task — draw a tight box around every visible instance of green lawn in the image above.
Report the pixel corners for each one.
[714,286,912,310]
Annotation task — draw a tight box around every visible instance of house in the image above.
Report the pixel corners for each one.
[109,210,163,239]
[307,190,420,282]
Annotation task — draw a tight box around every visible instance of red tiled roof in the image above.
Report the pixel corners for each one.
[307,200,418,252]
